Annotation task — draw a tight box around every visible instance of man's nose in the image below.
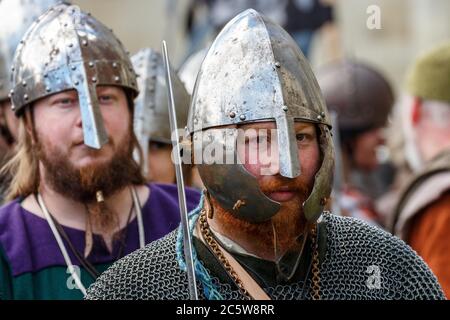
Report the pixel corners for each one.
[259,139,281,176]
[75,109,83,128]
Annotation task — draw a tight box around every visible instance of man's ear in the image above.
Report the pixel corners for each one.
[411,97,422,127]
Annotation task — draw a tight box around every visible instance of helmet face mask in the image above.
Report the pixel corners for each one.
[193,126,280,223]
[10,3,138,150]
[187,9,334,224]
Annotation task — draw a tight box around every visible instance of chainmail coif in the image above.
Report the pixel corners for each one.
[85,213,445,300]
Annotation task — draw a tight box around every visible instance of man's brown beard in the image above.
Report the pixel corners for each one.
[211,176,311,259]
[35,130,143,234]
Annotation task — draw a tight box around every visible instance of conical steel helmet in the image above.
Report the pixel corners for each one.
[10,2,138,149]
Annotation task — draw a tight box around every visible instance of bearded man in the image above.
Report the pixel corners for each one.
[86,10,444,300]
[316,59,395,226]
[0,3,199,300]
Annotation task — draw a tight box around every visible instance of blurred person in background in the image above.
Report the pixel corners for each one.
[391,42,450,298]
[317,59,394,227]
[183,0,287,61]
[182,0,335,73]
[131,48,200,188]
[375,103,414,227]
[284,0,334,58]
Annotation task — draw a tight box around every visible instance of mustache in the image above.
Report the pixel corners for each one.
[72,136,114,146]
[259,176,310,196]
[71,137,115,149]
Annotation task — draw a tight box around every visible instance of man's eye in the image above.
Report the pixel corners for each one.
[99,95,113,103]
[296,133,308,142]
[149,141,168,151]
[55,98,75,106]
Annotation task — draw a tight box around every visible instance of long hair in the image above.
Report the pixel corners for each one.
[0,115,39,201]
[1,93,146,202]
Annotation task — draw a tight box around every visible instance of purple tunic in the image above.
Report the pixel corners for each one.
[0,183,200,277]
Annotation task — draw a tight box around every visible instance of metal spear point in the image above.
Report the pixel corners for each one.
[162,40,199,300]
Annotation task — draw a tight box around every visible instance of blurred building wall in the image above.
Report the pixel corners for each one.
[72,0,189,66]
[311,0,450,94]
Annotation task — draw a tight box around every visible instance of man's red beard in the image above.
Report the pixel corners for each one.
[34,130,143,234]
[211,175,312,260]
